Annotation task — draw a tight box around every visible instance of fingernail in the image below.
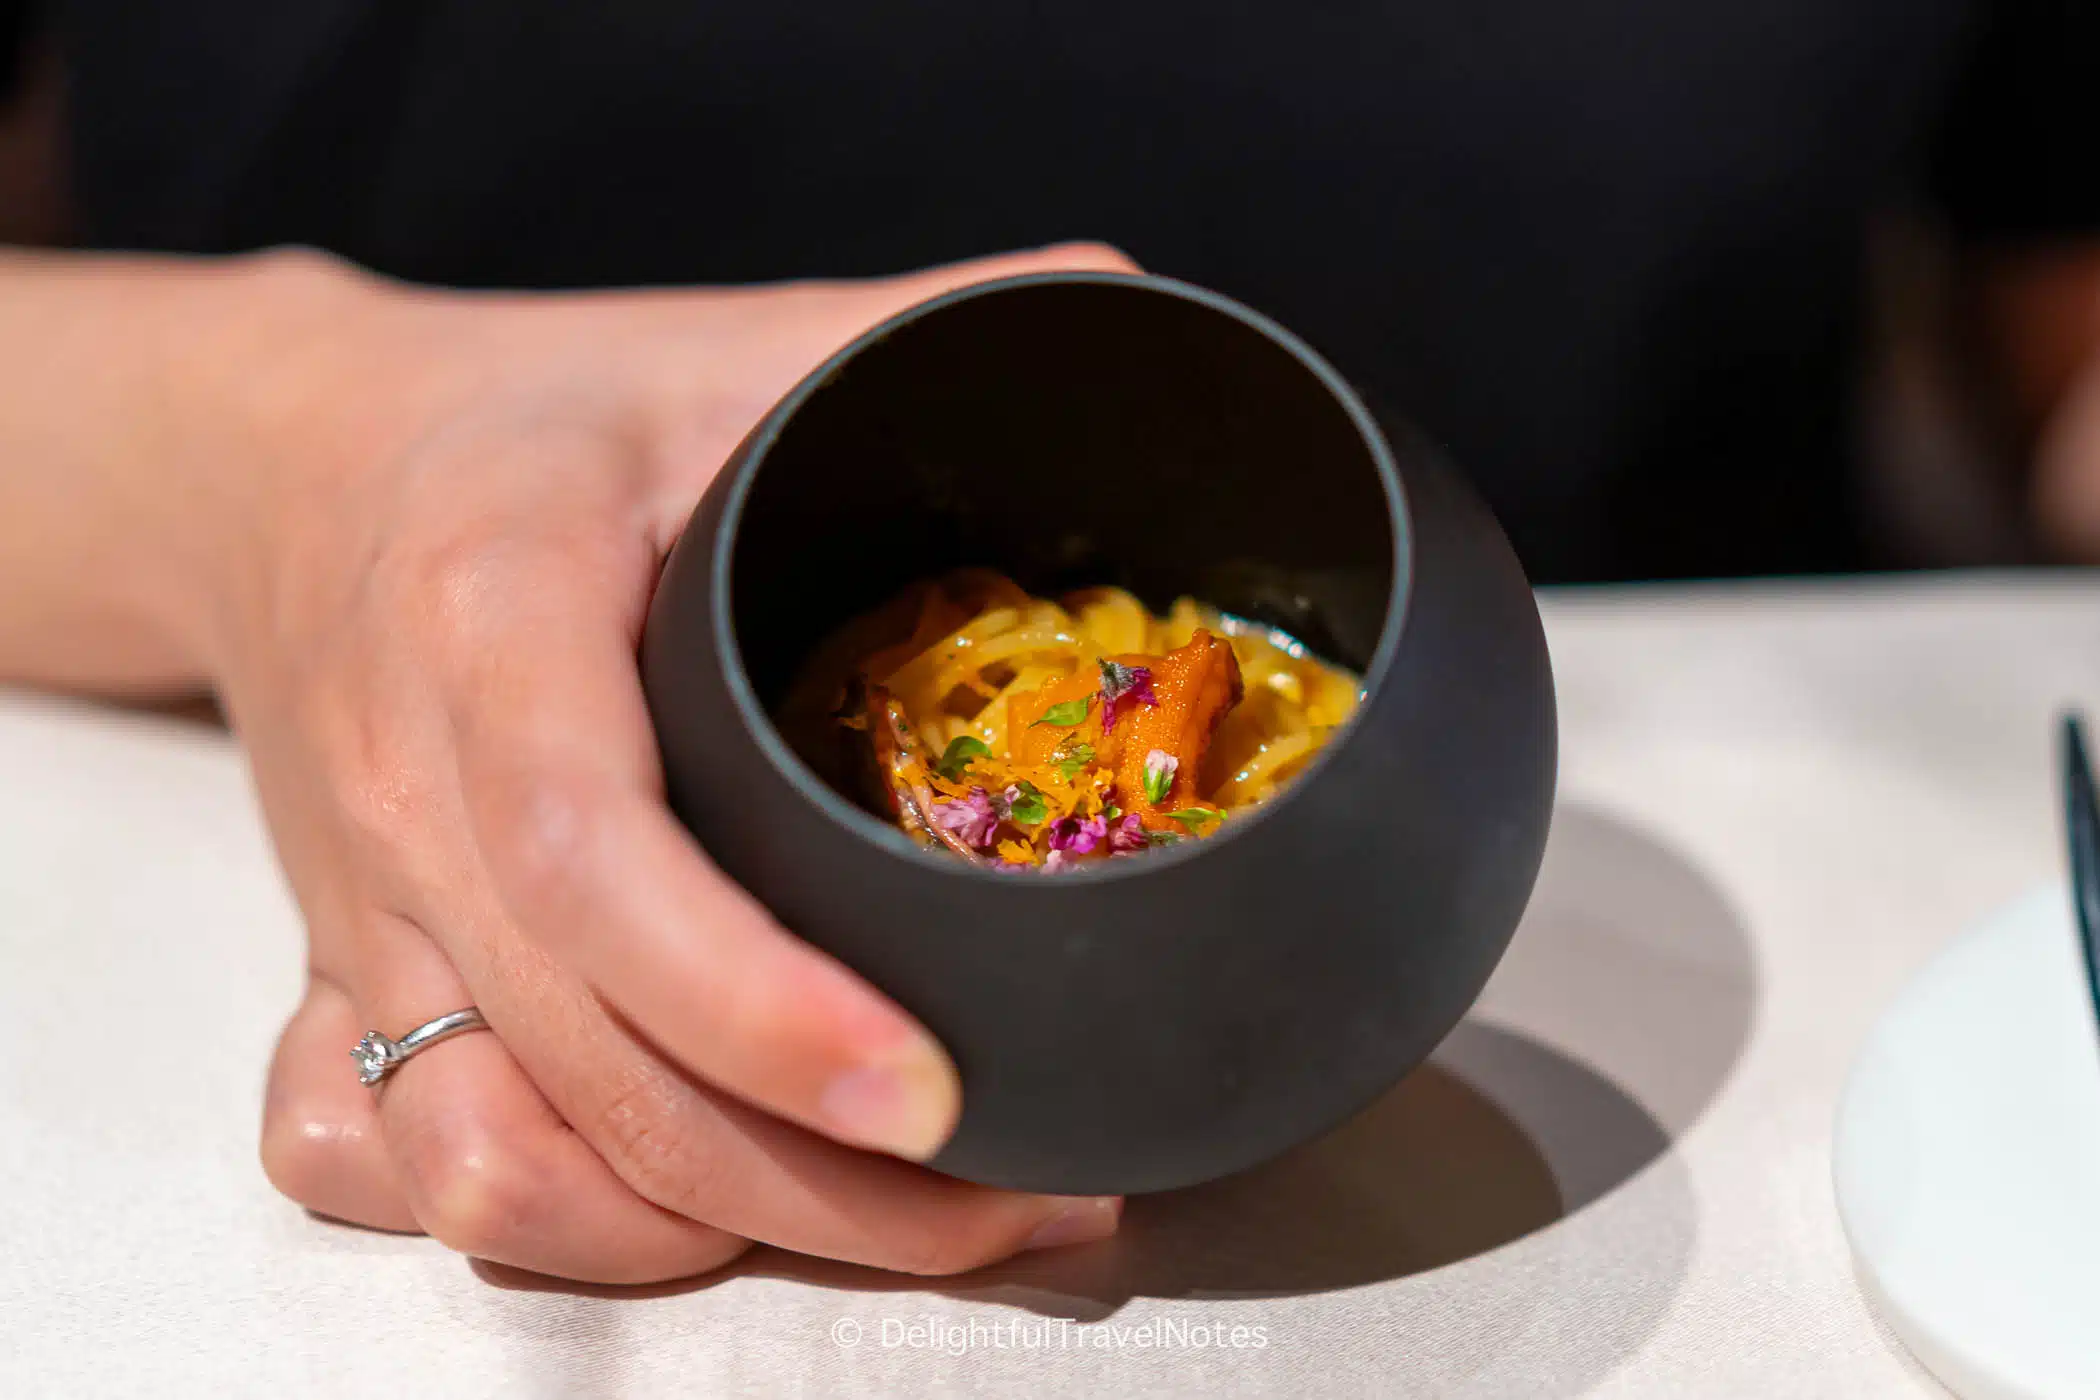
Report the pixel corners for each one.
[1023,1196,1123,1253]
[818,1055,958,1161]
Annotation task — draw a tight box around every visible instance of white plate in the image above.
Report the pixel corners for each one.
[1835,885,2100,1398]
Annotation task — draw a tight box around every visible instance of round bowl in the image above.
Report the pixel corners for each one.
[639,272,1556,1195]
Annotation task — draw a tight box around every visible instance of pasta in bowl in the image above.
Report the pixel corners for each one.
[783,571,1362,869]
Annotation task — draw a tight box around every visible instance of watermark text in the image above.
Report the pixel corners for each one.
[830,1313,1269,1356]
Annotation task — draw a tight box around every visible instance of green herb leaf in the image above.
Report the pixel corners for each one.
[1103,804,1121,821]
[933,735,991,781]
[1006,788,1049,826]
[1053,741,1097,782]
[1143,829,1183,846]
[1166,806,1226,834]
[1030,697,1092,729]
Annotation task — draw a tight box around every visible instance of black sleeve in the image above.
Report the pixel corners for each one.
[0,0,31,105]
[1926,0,2100,244]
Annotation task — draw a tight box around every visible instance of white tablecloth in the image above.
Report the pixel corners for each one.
[7,574,2097,1398]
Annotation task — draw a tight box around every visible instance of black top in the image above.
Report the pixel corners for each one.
[12,1,2100,582]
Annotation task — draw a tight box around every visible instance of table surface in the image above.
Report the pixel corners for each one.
[7,572,2096,1399]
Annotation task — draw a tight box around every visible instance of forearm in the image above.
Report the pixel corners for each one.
[0,247,359,694]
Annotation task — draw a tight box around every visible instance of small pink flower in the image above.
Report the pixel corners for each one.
[1042,849,1075,873]
[1097,660,1157,735]
[1141,748,1178,805]
[1106,812,1148,854]
[1047,813,1109,855]
[931,787,999,848]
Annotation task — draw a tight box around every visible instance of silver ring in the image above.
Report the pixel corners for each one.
[351,1008,490,1087]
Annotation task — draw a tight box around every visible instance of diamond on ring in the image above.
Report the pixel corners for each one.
[349,1009,490,1088]
[351,1031,405,1086]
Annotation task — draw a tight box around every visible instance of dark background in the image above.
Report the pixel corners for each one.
[4,0,2097,584]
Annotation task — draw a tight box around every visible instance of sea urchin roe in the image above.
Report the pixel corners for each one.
[1110,630,1243,832]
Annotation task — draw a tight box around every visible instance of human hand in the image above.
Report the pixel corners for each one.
[178,245,1137,1282]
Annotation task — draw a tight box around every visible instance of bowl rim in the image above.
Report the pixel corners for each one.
[707,269,1417,884]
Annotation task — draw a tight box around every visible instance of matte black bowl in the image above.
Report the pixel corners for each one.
[639,272,1555,1196]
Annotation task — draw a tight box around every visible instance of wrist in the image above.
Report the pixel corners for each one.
[156,248,448,683]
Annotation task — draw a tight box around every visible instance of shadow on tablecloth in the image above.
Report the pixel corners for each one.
[481,800,1755,1389]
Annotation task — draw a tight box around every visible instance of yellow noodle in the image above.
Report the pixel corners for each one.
[1153,597,1207,653]
[927,627,1083,698]
[1022,599,1077,631]
[1214,729,1326,809]
[876,606,1022,695]
[1067,589,1152,656]
[1301,667,1362,728]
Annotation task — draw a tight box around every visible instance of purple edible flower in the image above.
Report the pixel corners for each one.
[1046,812,1110,855]
[1042,849,1075,873]
[930,787,999,848]
[1105,812,1149,854]
[1097,659,1157,735]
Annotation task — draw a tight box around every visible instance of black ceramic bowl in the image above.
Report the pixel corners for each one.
[639,272,1555,1196]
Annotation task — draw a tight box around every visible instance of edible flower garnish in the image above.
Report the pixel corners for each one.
[1047,813,1110,855]
[930,788,999,848]
[1097,658,1158,734]
[1106,812,1148,854]
[1141,748,1178,806]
